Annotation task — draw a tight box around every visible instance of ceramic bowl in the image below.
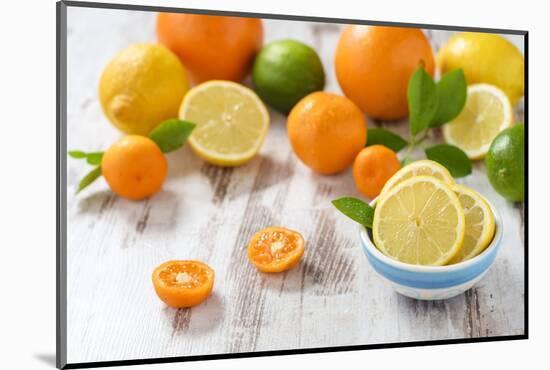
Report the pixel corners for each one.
[359,198,503,300]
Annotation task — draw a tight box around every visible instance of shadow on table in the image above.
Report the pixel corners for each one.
[164,292,225,337]
[33,353,56,367]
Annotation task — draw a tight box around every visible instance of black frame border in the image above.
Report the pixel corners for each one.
[56,1,529,369]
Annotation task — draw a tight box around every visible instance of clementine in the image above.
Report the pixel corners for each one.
[102,135,167,200]
[152,260,215,308]
[287,92,367,175]
[352,145,401,199]
[247,227,305,273]
[156,13,263,84]
[334,26,435,120]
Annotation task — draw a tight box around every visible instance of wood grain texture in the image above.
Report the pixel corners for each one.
[65,7,525,364]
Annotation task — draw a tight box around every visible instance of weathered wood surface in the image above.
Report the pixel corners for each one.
[65,7,525,363]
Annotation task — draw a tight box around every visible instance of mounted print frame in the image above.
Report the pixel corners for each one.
[57,1,528,368]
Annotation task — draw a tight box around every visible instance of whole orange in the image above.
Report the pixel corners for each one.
[287,92,367,175]
[334,26,435,120]
[352,145,401,199]
[156,13,263,84]
[102,136,167,200]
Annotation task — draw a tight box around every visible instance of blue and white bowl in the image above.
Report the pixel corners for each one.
[359,198,503,300]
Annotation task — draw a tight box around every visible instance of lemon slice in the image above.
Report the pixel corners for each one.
[373,176,465,266]
[379,159,454,198]
[443,83,513,160]
[448,185,495,264]
[179,80,270,166]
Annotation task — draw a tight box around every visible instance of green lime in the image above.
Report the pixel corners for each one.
[485,123,524,201]
[252,39,325,114]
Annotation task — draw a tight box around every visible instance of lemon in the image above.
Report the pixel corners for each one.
[99,43,190,135]
[443,84,512,160]
[437,32,524,105]
[448,185,495,264]
[373,176,465,266]
[379,159,454,198]
[179,81,270,166]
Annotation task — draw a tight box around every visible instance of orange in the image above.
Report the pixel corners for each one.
[247,227,305,273]
[156,13,263,84]
[152,260,215,308]
[287,92,367,175]
[102,135,167,200]
[352,145,401,199]
[334,26,435,120]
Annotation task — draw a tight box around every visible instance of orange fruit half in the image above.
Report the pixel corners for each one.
[247,227,305,273]
[152,260,215,308]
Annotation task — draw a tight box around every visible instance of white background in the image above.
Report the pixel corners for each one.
[0,0,545,369]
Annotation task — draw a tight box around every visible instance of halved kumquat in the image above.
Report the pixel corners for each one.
[247,227,305,273]
[152,260,214,308]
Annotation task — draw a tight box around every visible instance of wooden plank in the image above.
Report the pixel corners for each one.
[65,7,525,363]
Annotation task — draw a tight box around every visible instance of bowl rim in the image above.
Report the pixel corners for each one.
[359,194,503,273]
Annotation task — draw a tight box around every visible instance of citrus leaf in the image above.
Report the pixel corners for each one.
[68,150,86,159]
[69,150,104,165]
[149,119,196,153]
[85,152,104,165]
[76,166,102,194]
[367,128,409,152]
[332,197,374,228]
[401,157,414,167]
[425,144,472,178]
[408,67,438,136]
[431,69,467,127]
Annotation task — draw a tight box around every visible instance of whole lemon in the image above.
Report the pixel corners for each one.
[438,33,524,105]
[287,92,367,175]
[99,43,190,135]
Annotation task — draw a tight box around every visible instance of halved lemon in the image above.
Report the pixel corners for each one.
[443,83,513,160]
[373,176,465,266]
[179,80,270,166]
[379,159,454,198]
[448,185,495,264]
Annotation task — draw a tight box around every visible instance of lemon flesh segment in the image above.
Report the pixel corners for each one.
[448,185,495,264]
[373,176,465,266]
[379,159,454,199]
[179,80,270,166]
[443,83,512,160]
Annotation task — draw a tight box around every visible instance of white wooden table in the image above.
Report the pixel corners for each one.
[65,6,525,364]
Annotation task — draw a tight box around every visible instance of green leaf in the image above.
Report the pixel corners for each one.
[367,128,409,152]
[68,150,86,159]
[401,157,414,167]
[425,144,472,178]
[85,152,104,165]
[76,166,102,194]
[431,69,467,127]
[149,119,196,153]
[407,67,438,136]
[69,150,104,165]
[332,197,375,228]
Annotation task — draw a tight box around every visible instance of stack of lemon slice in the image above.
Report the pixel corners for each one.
[373,160,495,266]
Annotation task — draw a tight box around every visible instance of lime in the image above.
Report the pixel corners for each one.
[485,123,525,201]
[438,33,524,105]
[99,43,190,135]
[252,39,325,113]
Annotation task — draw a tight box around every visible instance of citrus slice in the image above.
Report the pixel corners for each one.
[379,159,454,199]
[373,176,465,266]
[443,83,513,160]
[179,80,270,166]
[152,260,215,308]
[448,185,495,264]
[247,227,305,272]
